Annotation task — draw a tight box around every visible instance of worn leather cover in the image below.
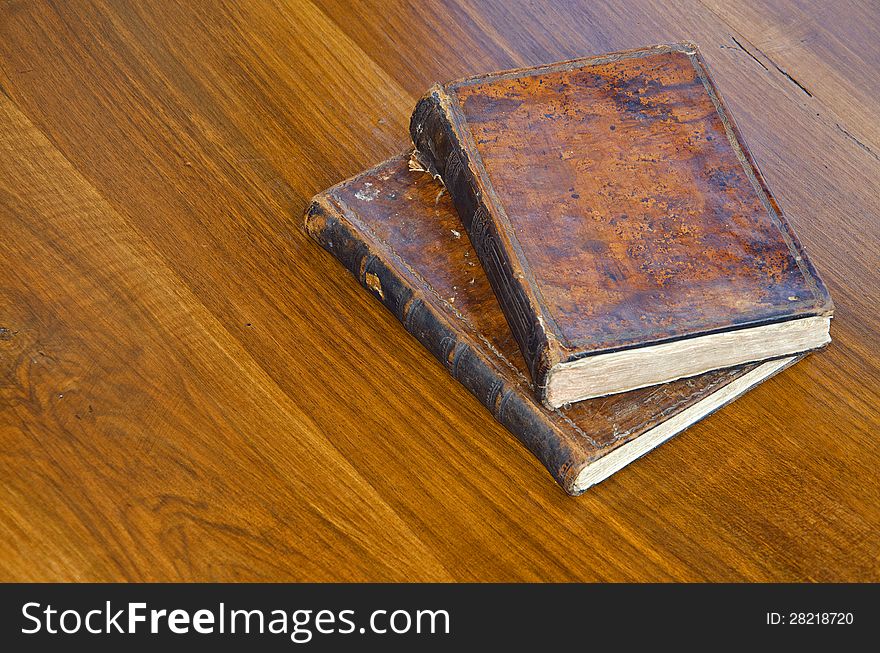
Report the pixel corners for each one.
[410,43,833,404]
[303,154,802,494]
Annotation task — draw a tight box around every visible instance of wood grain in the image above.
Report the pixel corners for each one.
[0,0,877,581]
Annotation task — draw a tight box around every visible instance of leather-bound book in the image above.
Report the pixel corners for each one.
[410,43,832,408]
[304,154,802,495]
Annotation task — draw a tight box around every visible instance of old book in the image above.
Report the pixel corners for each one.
[410,43,832,408]
[303,154,802,495]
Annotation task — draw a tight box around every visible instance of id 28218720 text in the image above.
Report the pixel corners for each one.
[767,612,854,625]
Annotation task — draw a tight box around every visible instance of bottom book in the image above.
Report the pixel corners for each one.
[304,153,802,495]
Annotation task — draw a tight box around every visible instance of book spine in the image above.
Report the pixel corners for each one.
[410,91,557,405]
[303,197,584,495]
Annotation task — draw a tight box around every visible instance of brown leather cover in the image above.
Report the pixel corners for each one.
[410,43,833,404]
[303,154,802,494]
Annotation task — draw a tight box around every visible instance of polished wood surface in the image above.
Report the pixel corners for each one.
[1,0,877,581]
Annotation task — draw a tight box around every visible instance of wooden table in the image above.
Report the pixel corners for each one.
[1,1,878,582]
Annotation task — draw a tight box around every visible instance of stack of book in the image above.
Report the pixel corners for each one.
[304,43,833,495]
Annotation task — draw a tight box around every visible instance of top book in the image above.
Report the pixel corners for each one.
[410,43,832,408]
